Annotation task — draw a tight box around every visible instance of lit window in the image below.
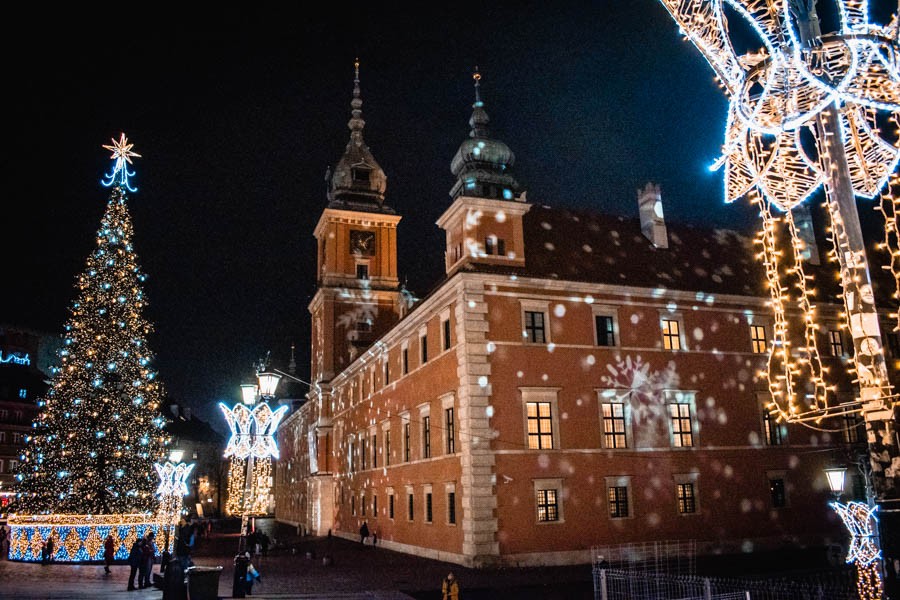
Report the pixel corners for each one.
[750,325,767,354]
[536,489,559,522]
[595,315,616,347]
[356,263,369,280]
[677,483,696,514]
[526,402,554,449]
[662,318,682,350]
[601,402,627,449]
[762,409,784,446]
[769,477,787,508]
[608,486,629,518]
[524,311,546,343]
[829,330,846,357]
[669,402,693,447]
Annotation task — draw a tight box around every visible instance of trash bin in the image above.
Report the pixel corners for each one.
[186,565,223,600]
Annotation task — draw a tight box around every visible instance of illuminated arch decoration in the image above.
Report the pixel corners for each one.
[6,462,191,562]
[831,501,884,600]
[219,401,287,515]
[657,0,900,426]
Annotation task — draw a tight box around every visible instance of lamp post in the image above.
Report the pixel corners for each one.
[825,467,848,499]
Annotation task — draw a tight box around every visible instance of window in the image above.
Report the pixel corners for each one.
[348,438,355,471]
[423,415,431,458]
[830,329,845,357]
[426,491,433,523]
[667,393,695,447]
[352,167,371,183]
[402,342,409,375]
[762,409,784,446]
[769,477,787,508]
[608,486,629,518]
[373,494,377,517]
[0,459,4,473]
[524,311,546,343]
[372,433,378,468]
[750,325,767,354]
[485,236,494,255]
[887,332,900,357]
[385,429,391,466]
[595,315,616,347]
[408,492,414,521]
[0,431,5,443]
[389,493,395,519]
[361,435,367,470]
[536,489,559,522]
[352,495,356,516]
[421,332,428,364]
[442,317,451,351]
[447,487,456,524]
[18,388,27,399]
[841,413,862,444]
[361,494,366,516]
[9,459,17,470]
[526,402,554,449]
[497,239,506,256]
[356,263,369,280]
[601,402,628,449]
[677,483,696,514]
[661,318,682,350]
[12,433,22,445]
[404,422,411,462]
[384,361,390,386]
[0,409,8,420]
[445,407,455,454]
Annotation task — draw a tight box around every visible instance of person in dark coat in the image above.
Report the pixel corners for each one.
[103,535,115,574]
[174,520,194,570]
[44,537,55,563]
[162,555,186,600]
[138,531,157,589]
[359,522,369,545]
[127,539,144,591]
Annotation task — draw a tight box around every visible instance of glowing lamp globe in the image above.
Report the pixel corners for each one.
[169,449,184,463]
[240,384,259,406]
[824,467,847,496]
[257,371,282,398]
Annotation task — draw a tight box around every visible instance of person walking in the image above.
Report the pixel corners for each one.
[359,521,369,546]
[138,531,157,589]
[44,537,55,564]
[441,572,459,600]
[103,534,115,574]
[127,538,144,591]
[244,553,262,595]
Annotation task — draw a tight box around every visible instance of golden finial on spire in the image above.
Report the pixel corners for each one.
[354,58,360,82]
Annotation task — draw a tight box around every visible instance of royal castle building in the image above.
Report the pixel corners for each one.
[274,66,893,567]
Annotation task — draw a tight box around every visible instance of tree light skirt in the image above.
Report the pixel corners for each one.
[7,514,174,562]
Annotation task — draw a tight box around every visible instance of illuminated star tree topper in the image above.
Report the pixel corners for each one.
[101,133,142,192]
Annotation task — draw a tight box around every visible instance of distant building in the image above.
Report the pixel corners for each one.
[275,72,889,566]
[0,325,58,509]
[162,400,226,518]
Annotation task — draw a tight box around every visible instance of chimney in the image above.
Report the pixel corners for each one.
[790,202,820,265]
[638,183,668,249]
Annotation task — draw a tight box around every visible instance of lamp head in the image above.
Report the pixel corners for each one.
[824,466,847,497]
[240,384,259,406]
[257,371,282,398]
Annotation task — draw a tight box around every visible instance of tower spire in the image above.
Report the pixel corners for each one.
[349,58,365,142]
[469,67,490,138]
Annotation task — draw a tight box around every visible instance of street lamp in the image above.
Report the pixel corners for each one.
[824,467,847,499]
[256,371,282,398]
[240,384,258,405]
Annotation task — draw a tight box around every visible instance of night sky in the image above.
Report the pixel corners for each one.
[3,3,893,429]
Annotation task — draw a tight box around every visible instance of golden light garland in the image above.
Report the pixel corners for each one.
[876,171,900,334]
[226,458,246,516]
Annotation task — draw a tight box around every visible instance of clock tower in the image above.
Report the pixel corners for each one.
[310,61,402,385]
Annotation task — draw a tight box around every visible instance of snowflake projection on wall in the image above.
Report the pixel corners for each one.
[600,355,681,446]
[657,1,900,426]
[831,501,884,600]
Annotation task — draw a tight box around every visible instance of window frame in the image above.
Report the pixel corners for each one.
[400,412,411,462]
[419,404,431,459]
[520,300,551,344]
[767,470,789,508]
[592,305,620,348]
[666,390,696,448]
[441,393,456,455]
[673,473,700,516]
[660,314,685,351]
[387,487,394,520]
[407,486,415,521]
[605,475,634,520]
[757,392,787,446]
[402,340,409,375]
[446,483,457,526]
[829,328,847,357]
[419,325,429,364]
[521,387,561,450]
[424,484,433,524]
[441,308,452,352]
[533,478,565,524]
[597,389,632,450]
[381,421,391,466]
[356,261,370,281]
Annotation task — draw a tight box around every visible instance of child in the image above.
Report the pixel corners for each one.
[245,552,262,595]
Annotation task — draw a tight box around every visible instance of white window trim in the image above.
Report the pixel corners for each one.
[386,486,395,520]
[659,311,687,351]
[665,390,697,448]
[520,299,551,344]
[672,472,700,516]
[605,475,635,520]
[591,305,620,347]
[596,389,633,450]
[445,482,457,526]
[440,308,452,353]
[419,403,432,459]
[406,485,415,521]
[400,412,411,462]
[441,392,456,455]
[533,477,565,524]
[520,387,561,450]
[401,339,410,376]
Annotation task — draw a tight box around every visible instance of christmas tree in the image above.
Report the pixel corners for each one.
[15,134,167,514]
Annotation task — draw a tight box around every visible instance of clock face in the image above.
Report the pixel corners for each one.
[350,230,376,256]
